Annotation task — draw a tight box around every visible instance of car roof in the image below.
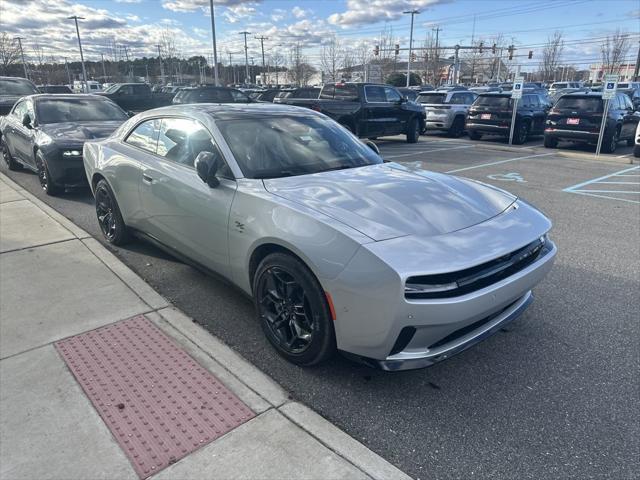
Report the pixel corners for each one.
[137,103,320,121]
[562,91,603,97]
[27,94,109,101]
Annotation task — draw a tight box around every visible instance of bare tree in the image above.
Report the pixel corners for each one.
[271,51,285,85]
[341,47,355,81]
[354,41,371,82]
[320,36,341,83]
[377,25,398,81]
[483,33,509,81]
[0,33,20,74]
[601,29,631,75]
[460,39,486,83]
[421,30,443,86]
[540,31,564,82]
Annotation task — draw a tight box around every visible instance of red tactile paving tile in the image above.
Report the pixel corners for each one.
[55,315,255,479]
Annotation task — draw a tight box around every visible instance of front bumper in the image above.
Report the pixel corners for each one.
[425,111,454,130]
[46,151,88,187]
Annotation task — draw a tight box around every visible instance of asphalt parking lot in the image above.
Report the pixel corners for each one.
[2,136,638,480]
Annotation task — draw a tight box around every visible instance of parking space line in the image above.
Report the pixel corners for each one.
[563,166,640,204]
[445,153,553,174]
[384,145,474,159]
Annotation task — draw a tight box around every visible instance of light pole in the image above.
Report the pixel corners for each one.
[255,36,268,85]
[208,0,219,85]
[403,9,419,88]
[239,31,250,84]
[68,16,88,93]
[14,37,29,80]
[157,44,165,84]
[100,53,107,82]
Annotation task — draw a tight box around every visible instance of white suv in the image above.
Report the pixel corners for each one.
[417,90,477,137]
[634,122,640,158]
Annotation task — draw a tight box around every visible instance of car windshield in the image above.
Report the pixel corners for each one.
[474,96,512,108]
[103,84,120,94]
[217,115,383,179]
[417,93,446,104]
[0,78,38,95]
[554,96,603,112]
[36,98,128,123]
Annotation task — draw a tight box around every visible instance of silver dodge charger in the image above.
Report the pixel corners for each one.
[83,104,557,371]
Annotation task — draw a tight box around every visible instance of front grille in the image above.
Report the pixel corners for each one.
[405,237,550,299]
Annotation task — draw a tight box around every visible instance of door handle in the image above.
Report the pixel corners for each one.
[142,173,154,184]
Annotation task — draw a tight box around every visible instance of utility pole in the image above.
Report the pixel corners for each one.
[208,0,219,85]
[255,35,268,85]
[68,16,88,93]
[100,53,107,82]
[239,31,250,84]
[634,40,640,81]
[403,9,419,87]
[14,37,29,80]
[157,44,165,84]
[228,52,233,85]
[453,45,460,84]
[432,26,441,86]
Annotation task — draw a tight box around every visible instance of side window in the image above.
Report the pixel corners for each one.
[230,90,250,103]
[319,85,335,99]
[156,118,231,177]
[530,95,540,107]
[132,85,147,95]
[120,85,134,95]
[365,86,386,102]
[623,94,633,110]
[12,100,26,119]
[125,119,161,153]
[449,93,464,105]
[384,87,402,103]
[198,89,232,103]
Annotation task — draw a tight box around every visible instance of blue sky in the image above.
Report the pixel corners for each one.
[2,0,639,70]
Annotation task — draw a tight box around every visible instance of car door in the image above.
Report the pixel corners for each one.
[530,95,546,133]
[619,93,639,139]
[362,85,387,137]
[116,85,135,110]
[11,99,36,166]
[383,86,407,135]
[140,116,237,277]
[3,100,26,160]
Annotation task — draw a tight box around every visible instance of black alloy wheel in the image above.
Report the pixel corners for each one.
[513,121,529,145]
[94,179,129,245]
[406,117,420,143]
[254,253,336,366]
[448,116,465,138]
[602,129,619,154]
[35,151,61,195]
[1,137,22,171]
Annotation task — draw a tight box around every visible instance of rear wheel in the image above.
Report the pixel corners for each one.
[35,151,62,196]
[1,136,22,171]
[406,117,420,143]
[253,252,336,366]
[601,128,619,154]
[448,116,465,138]
[94,179,130,245]
[626,138,634,147]
[544,135,558,148]
[634,144,640,158]
[512,121,530,145]
[469,130,482,140]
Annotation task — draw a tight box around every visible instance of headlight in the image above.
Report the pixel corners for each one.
[404,281,458,295]
[62,150,82,157]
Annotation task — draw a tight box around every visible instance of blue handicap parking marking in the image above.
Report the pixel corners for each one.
[563,166,640,204]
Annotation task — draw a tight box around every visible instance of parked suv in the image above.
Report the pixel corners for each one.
[634,122,640,158]
[417,89,477,137]
[172,86,251,104]
[544,92,639,153]
[467,92,549,144]
[0,76,39,116]
[549,81,583,96]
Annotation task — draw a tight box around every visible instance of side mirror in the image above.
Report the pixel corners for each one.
[22,114,32,129]
[194,151,220,188]
[127,110,135,118]
[365,140,380,155]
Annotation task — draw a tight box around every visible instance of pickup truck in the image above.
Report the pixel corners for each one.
[96,83,174,112]
[285,82,426,143]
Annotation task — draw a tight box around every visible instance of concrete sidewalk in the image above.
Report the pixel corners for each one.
[0,172,411,480]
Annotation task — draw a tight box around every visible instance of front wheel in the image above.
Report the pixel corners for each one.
[94,179,130,245]
[601,129,619,154]
[634,144,640,158]
[35,151,62,196]
[406,117,420,143]
[512,121,530,145]
[448,116,465,138]
[253,253,336,366]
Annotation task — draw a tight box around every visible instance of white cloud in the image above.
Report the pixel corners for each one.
[162,0,260,13]
[328,0,447,27]
[114,0,142,4]
[271,8,286,22]
[292,6,308,19]
[222,3,257,23]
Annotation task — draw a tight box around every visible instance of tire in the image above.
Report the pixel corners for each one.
[94,179,130,245]
[406,117,420,143]
[469,130,482,140]
[448,116,465,138]
[634,144,640,158]
[512,120,530,145]
[35,151,62,196]
[544,135,558,148]
[626,138,634,147]
[1,136,22,171]
[601,129,619,154]
[253,252,336,366]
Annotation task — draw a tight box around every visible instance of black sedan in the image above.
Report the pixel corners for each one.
[0,94,128,195]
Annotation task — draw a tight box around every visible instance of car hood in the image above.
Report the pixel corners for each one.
[263,163,517,241]
[39,120,124,142]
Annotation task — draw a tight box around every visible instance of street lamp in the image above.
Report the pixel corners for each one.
[403,9,419,88]
[13,37,29,80]
[68,16,88,93]
[208,0,219,85]
[239,31,250,85]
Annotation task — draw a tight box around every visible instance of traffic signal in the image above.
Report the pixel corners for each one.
[528,50,533,59]
[374,45,379,56]
[508,45,514,60]
[394,44,400,55]
[411,52,416,61]
[479,42,483,53]
[492,43,496,54]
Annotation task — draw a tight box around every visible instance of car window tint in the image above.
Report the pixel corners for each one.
[622,94,633,109]
[125,119,161,153]
[319,85,335,99]
[384,87,402,103]
[156,118,230,176]
[12,100,26,118]
[197,89,233,103]
[132,85,146,94]
[365,86,386,102]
